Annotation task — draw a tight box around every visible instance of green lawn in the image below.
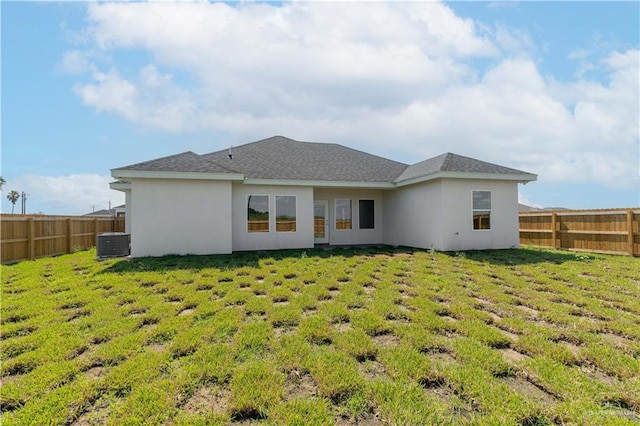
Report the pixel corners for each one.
[1,246,639,425]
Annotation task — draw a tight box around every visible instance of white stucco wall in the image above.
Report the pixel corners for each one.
[124,190,132,234]
[439,178,520,251]
[382,180,442,249]
[231,184,314,251]
[313,188,384,245]
[130,179,233,257]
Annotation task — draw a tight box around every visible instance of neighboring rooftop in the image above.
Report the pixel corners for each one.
[84,204,125,217]
[518,203,543,212]
[113,136,536,183]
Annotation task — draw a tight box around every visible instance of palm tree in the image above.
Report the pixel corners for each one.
[0,176,5,191]
[7,190,20,214]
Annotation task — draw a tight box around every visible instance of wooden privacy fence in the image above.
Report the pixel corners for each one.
[1,215,125,264]
[519,209,640,256]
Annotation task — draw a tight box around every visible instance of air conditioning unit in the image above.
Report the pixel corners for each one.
[96,233,130,258]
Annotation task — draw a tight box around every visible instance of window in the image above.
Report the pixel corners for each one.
[335,199,352,230]
[359,200,375,229]
[472,191,491,230]
[248,195,269,232]
[276,195,296,232]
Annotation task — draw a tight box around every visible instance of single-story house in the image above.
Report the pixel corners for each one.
[84,204,126,217]
[110,136,536,258]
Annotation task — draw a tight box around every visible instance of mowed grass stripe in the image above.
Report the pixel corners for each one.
[1,246,639,425]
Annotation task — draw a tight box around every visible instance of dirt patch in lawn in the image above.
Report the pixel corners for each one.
[561,341,581,356]
[359,360,389,381]
[429,352,456,366]
[427,384,476,420]
[182,385,230,416]
[84,366,105,379]
[178,308,194,316]
[474,297,492,306]
[503,376,557,405]
[500,348,530,363]
[147,344,166,353]
[335,322,352,332]
[284,372,318,400]
[274,326,298,339]
[74,395,113,426]
[486,311,502,323]
[372,334,401,347]
[580,365,621,387]
[518,305,540,318]
[336,411,384,426]
[600,332,632,348]
[496,328,520,341]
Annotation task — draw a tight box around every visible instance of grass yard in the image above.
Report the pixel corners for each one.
[1,246,639,425]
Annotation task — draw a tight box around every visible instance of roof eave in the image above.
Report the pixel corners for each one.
[395,171,537,187]
[242,178,396,189]
[111,169,245,181]
[109,181,131,191]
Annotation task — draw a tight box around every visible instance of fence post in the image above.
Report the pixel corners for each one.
[66,218,72,254]
[27,217,35,260]
[93,217,98,244]
[551,213,557,249]
[628,210,634,256]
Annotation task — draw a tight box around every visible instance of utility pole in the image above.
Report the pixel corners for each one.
[21,192,28,215]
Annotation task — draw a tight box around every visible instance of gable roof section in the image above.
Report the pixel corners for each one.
[112,136,536,185]
[202,136,407,182]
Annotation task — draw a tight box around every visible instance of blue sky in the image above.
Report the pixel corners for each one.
[1,1,638,215]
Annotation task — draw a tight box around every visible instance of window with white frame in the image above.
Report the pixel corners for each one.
[472,191,491,230]
[247,195,269,232]
[359,199,375,229]
[335,199,352,230]
[276,195,296,232]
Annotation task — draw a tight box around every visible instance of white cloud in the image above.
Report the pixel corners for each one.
[2,174,124,216]
[59,50,93,74]
[73,65,195,132]
[67,2,639,190]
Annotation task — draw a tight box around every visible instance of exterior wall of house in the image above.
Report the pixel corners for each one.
[124,190,132,234]
[130,179,233,257]
[231,184,314,251]
[382,180,443,249]
[313,188,384,245]
[439,178,519,251]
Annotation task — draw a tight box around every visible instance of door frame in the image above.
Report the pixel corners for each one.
[313,200,329,244]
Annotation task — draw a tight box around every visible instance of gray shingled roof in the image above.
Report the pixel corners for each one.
[113,151,237,174]
[202,136,407,182]
[114,136,535,183]
[84,204,125,217]
[395,152,532,182]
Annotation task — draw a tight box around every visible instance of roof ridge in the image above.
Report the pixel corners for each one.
[112,151,196,170]
[204,135,300,156]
